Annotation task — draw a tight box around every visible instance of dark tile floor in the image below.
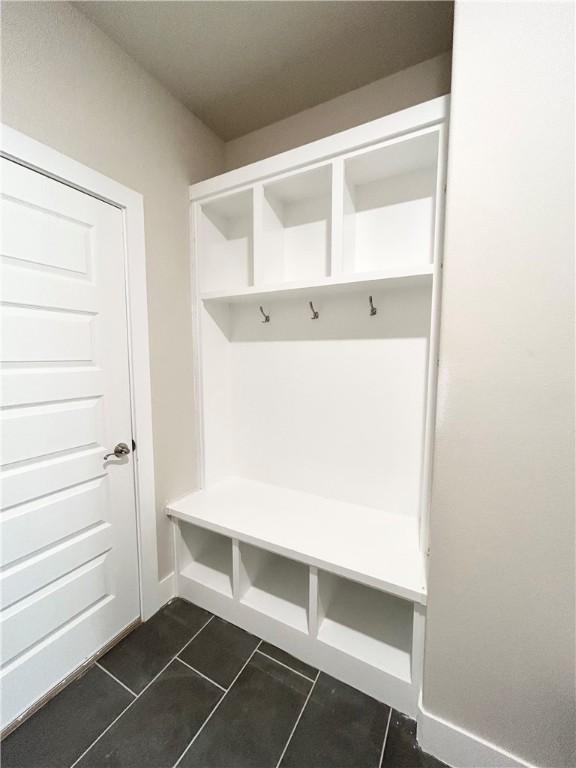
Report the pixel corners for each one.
[2,598,448,768]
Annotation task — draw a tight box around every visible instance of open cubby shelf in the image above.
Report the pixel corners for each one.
[172,97,448,715]
[197,127,440,298]
[261,165,332,285]
[240,544,309,633]
[342,131,438,274]
[173,515,415,681]
[199,189,253,293]
[178,523,233,597]
[317,572,413,682]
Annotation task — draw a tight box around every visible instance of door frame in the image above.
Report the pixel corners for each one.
[1,124,162,621]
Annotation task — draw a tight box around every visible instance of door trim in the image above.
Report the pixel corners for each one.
[1,124,164,620]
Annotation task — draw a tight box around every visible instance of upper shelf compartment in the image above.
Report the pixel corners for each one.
[342,130,439,275]
[198,189,253,293]
[192,100,447,300]
[260,165,332,285]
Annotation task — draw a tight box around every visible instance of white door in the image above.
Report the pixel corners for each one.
[0,158,140,730]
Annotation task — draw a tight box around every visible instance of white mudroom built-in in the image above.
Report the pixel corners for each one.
[167,96,448,717]
[2,3,573,767]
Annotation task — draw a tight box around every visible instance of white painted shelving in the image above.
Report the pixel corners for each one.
[240,544,310,633]
[168,477,426,604]
[168,95,448,717]
[178,525,233,597]
[317,573,414,683]
[199,265,433,303]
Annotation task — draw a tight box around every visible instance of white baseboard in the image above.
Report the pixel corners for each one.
[418,703,535,768]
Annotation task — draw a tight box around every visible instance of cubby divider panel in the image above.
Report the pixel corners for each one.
[239,544,309,633]
[179,524,233,597]
[317,572,413,682]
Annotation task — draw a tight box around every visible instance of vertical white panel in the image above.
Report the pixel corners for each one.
[330,159,344,276]
[308,566,319,639]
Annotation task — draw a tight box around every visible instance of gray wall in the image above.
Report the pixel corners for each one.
[1,1,225,578]
[425,2,575,766]
[225,52,452,169]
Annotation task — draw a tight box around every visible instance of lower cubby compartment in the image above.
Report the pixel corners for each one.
[172,520,422,715]
[317,572,413,682]
[178,523,233,597]
[239,544,309,633]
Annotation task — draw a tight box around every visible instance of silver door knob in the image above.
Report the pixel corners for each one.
[104,442,131,460]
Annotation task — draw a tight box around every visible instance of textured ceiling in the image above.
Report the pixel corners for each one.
[75,1,454,141]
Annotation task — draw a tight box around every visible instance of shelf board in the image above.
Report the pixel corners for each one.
[200,265,433,304]
[167,477,426,605]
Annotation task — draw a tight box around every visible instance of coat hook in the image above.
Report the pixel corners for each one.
[309,301,319,320]
[369,295,377,316]
[259,306,270,323]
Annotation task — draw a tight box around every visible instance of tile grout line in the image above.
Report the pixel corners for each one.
[69,615,215,768]
[274,668,320,768]
[95,662,137,698]
[171,640,263,768]
[255,649,316,684]
[174,656,227,693]
[378,707,393,768]
[175,615,214,659]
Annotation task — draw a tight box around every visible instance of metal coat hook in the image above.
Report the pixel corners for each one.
[309,301,319,320]
[369,295,377,316]
[259,306,270,323]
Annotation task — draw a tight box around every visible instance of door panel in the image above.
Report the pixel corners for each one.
[1,262,98,313]
[2,399,102,465]
[2,523,112,609]
[1,368,103,408]
[1,306,95,362]
[1,195,91,273]
[1,448,105,509]
[2,556,109,663]
[0,159,140,729]
[2,480,106,567]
